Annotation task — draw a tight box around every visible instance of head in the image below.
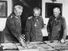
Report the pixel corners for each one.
[14,5,23,17]
[53,7,60,18]
[33,7,41,17]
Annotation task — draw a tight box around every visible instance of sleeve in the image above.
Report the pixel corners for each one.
[62,17,67,40]
[41,17,44,28]
[6,17,22,41]
[47,18,52,34]
[25,19,31,41]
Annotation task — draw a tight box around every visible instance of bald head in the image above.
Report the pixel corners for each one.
[33,7,41,17]
[14,5,23,17]
[53,7,60,17]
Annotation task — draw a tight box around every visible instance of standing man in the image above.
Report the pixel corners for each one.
[25,7,44,42]
[47,7,67,43]
[2,5,26,47]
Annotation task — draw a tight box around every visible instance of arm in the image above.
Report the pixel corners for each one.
[39,16,44,28]
[7,17,27,46]
[62,18,67,40]
[25,19,31,42]
[41,18,45,28]
[6,18,21,40]
[47,18,52,34]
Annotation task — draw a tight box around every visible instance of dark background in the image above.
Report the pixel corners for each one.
[12,0,42,34]
[0,0,68,42]
[45,3,62,18]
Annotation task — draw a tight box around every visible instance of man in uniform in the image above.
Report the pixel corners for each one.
[2,5,26,47]
[25,7,44,42]
[47,7,67,43]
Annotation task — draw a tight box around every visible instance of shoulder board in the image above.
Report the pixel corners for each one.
[10,14,16,19]
[10,15,13,18]
[9,13,14,19]
[28,16,33,20]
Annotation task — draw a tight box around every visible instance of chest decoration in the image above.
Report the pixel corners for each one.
[34,19,39,27]
[34,23,37,27]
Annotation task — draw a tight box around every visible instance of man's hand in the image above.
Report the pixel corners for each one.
[60,39,65,43]
[26,41,30,44]
[19,34,28,48]
[19,37,28,48]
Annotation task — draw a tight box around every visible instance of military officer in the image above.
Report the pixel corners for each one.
[25,7,44,42]
[2,5,27,47]
[47,7,67,43]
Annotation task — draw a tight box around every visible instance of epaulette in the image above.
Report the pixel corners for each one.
[9,14,14,19]
[10,15,13,18]
[28,16,33,20]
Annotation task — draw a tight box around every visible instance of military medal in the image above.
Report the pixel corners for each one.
[34,23,37,27]
[34,19,39,27]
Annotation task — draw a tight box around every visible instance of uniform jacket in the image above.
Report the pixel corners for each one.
[25,16,44,42]
[47,15,66,41]
[2,13,22,43]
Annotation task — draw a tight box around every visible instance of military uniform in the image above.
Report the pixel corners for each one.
[25,16,44,42]
[2,13,23,43]
[47,15,66,41]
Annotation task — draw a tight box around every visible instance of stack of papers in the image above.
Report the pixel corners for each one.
[45,41,60,46]
[17,43,39,51]
[1,43,18,49]
[45,41,68,50]
[17,42,54,51]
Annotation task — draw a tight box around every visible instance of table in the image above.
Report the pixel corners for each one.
[1,41,68,51]
[4,50,18,51]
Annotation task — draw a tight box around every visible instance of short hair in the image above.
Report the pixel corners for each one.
[33,7,41,10]
[53,7,60,12]
[14,5,23,10]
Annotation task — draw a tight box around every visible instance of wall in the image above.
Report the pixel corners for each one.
[0,0,12,31]
[0,0,68,36]
[42,0,68,36]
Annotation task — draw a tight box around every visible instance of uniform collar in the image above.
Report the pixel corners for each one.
[54,15,61,20]
[15,15,21,19]
[34,16,40,19]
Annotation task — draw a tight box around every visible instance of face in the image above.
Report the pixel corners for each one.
[53,8,60,18]
[33,9,41,17]
[14,7,23,17]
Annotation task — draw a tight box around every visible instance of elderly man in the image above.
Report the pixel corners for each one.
[25,7,44,42]
[2,5,26,47]
[47,7,67,43]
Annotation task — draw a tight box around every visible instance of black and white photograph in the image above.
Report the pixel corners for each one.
[0,1,7,17]
[0,0,68,51]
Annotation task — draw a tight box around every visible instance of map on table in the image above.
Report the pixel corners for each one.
[45,41,68,50]
[2,41,68,51]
